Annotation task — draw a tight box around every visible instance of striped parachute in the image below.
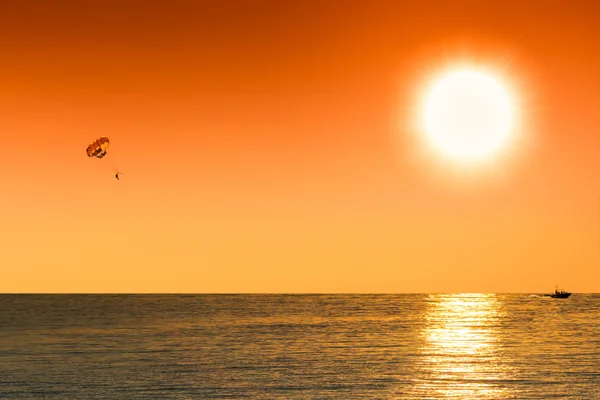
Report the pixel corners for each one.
[86,136,110,159]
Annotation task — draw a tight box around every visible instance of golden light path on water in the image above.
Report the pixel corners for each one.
[415,293,512,399]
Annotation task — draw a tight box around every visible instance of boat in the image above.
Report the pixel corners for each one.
[543,286,571,298]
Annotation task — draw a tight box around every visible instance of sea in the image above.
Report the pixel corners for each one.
[1,294,599,399]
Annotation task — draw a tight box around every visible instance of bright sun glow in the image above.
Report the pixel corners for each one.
[422,68,515,162]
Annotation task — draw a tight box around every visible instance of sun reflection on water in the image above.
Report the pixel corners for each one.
[416,293,513,399]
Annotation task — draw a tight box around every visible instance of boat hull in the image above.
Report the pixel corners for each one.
[549,293,571,298]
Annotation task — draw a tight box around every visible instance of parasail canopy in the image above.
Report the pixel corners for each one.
[86,136,110,159]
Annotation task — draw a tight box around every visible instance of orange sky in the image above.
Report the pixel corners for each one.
[2,0,600,292]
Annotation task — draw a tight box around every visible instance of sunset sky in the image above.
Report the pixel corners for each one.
[2,0,600,292]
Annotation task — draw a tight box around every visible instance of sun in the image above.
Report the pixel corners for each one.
[421,67,516,163]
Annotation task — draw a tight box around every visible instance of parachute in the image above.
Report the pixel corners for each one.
[86,136,110,159]
[86,136,121,179]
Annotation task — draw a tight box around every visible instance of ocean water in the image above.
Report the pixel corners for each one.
[1,294,599,399]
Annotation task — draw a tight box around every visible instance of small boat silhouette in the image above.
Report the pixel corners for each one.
[543,286,571,298]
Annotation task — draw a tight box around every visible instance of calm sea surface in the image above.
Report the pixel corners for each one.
[1,294,599,399]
